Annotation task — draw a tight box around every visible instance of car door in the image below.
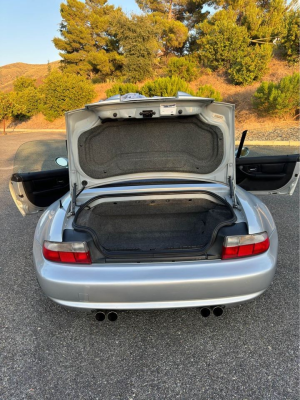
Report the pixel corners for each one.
[236,154,300,195]
[10,140,70,216]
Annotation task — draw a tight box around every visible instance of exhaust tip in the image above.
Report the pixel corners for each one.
[212,306,224,317]
[95,311,106,322]
[200,307,211,318]
[107,311,118,322]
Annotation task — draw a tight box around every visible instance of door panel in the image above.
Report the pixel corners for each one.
[236,154,300,194]
[10,140,69,215]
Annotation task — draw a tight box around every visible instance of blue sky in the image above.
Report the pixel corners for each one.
[0,0,140,66]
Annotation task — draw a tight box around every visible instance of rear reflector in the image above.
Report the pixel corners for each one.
[43,241,91,264]
[222,232,270,260]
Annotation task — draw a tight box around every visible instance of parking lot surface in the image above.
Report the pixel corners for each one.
[0,132,299,400]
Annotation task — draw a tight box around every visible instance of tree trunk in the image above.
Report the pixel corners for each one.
[168,0,173,20]
[3,119,6,135]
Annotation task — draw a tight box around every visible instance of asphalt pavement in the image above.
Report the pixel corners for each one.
[0,132,299,400]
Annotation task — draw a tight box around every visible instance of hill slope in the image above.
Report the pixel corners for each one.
[0,61,60,92]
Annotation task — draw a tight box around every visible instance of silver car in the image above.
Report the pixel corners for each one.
[9,93,299,320]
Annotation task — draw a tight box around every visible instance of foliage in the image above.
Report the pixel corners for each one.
[40,71,95,121]
[165,56,199,81]
[253,73,300,117]
[281,6,300,64]
[53,0,124,81]
[116,15,158,82]
[106,83,140,98]
[11,88,41,119]
[136,0,209,29]
[196,10,250,70]
[140,76,194,97]
[229,44,273,85]
[195,85,222,101]
[13,76,36,92]
[0,92,14,122]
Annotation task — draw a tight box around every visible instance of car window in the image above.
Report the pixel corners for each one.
[236,145,299,158]
[13,140,68,174]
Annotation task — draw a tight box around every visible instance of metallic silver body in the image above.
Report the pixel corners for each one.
[32,183,278,310]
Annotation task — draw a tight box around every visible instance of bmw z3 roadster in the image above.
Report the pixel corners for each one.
[9,92,299,318]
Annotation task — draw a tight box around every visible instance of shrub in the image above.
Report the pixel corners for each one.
[281,8,300,64]
[0,92,14,122]
[253,73,300,117]
[166,57,199,82]
[195,85,222,101]
[106,83,140,98]
[40,71,95,121]
[11,88,41,119]
[196,12,249,70]
[229,45,273,86]
[140,77,194,97]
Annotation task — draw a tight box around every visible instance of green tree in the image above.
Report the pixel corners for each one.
[281,4,300,64]
[13,76,36,92]
[195,85,222,101]
[40,71,95,121]
[136,0,210,28]
[11,88,41,120]
[229,44,273,85]
[196,10,250,70]
[116,15,158,82]
[166,56,199,81]
[106,83,140,97]
[253,73,300,117]
[0,92,14,133]
[53,0,124,81]
[141,76,194,97]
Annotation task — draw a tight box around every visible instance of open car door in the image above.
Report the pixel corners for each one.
[236,154,300,195]
[9,140,70,216]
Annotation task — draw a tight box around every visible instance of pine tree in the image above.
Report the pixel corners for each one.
[53,0,124,80]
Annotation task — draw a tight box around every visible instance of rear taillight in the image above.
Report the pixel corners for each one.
[43,241,92,264]
[221,232,270,260]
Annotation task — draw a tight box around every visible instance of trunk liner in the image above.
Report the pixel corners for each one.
[76,198,233,253]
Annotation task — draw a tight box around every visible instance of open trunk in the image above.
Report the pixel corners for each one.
[74,193,236,257]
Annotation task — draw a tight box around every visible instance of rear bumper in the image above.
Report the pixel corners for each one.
[33,230,278,310]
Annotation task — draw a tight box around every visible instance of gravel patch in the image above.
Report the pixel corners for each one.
[236,126,299,142]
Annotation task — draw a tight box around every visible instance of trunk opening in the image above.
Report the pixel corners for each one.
[74,192,236,258]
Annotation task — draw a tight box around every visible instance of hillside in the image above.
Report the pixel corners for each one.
[1,58,299,134]
[0,61,60,92]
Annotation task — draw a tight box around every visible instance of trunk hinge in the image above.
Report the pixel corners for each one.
[228,176,240,209]
[67,183,77,217]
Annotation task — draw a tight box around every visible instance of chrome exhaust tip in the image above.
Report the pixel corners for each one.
[212,306,224,317]
[95,311,106,322]
[107,311,118,322]
[200,307,211,318]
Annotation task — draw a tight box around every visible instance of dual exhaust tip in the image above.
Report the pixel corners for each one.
[95,310,118,322]
[200,306,224,318]
[95,306,224,321]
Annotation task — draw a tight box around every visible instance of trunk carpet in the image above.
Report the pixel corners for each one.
[77,198,233,252]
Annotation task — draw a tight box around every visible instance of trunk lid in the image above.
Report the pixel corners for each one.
[65,93,236,190]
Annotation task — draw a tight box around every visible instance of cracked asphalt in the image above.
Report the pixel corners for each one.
[0,132,299,400]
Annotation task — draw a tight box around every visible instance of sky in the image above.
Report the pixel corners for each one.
[0,0,140,66]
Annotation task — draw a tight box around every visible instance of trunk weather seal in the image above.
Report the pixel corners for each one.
[72,190,237,260]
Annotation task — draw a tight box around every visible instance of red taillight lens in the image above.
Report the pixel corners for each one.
[43,241,92,264]
[222,232,270,260]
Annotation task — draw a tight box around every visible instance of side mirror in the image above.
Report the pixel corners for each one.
[235,146,250,158]
[55,157,68,168]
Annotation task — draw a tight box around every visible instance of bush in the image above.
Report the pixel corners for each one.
[253,73,300,117]
[140,77,194,97]
[166,57,199,82]
[40,71,95,121]
[229,45,273,86]
[106,83,139,98]
[281,9,300,64]
[11,87,41,119]
[195,85,222,101]
[13,76,36,92]
[196,12,249,70]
